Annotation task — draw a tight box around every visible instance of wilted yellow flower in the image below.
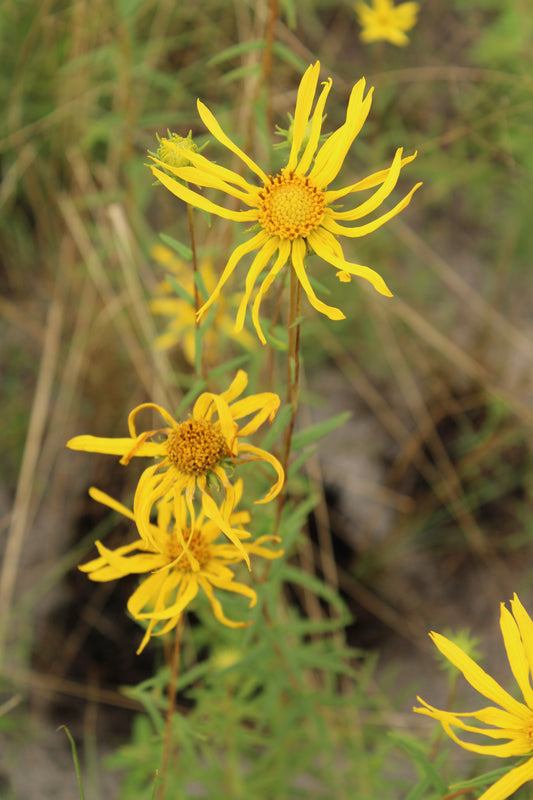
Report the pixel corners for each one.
[149,61,421,343]
[67,370,284,563]
[414,594,533,800]
[149,244,254,364]
[82,482,283,653]
[355,0,419,47]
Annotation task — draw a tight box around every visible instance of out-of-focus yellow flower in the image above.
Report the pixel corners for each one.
[82,482,283,653]
[149,61,420,343]
[355,0,419,47]
[414,594,533,800]
[67,370,284,564]
[149,244,255,365]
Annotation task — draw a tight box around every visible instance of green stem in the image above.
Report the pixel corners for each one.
[276,265,301,527]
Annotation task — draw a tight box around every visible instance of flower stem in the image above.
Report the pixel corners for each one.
[276,266,301,525]
[186,199,206,380]
[157,617,184,800]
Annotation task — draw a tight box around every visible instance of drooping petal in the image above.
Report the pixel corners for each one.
[152,147,258,196]
[198,577,252,628]
[235,237,280,331]
[196,231,271,321]
[308,227,393,297]
[135,574,199,621]
[88,487,136,521]
[251,242,290,343]
[151,165,257,222]
[237,443,284,503]
[149,156,257,206]
[291,237,345,320]
[92,540,166,576]
[127,403,179,438]
[201,491,251,568]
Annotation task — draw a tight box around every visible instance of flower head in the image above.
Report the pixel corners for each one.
[155,130,199,169]
[414,594,533,800]
[67,371,283,564]
[355,0,419,47]
[149,245,255,365]
[82,482,283,653]
[149,62,421,343]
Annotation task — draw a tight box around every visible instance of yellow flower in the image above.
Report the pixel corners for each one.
[67,370,284,564]
[149,245,255,364]
[355,0,419,47]
[414,594,533,800]
[149,61,421,343]
[81,482,283,654]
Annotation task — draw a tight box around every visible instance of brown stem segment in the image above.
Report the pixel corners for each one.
[157,617,184,800]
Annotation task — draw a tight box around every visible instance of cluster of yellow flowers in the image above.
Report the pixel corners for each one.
[69,60,420,654]
[68,370,284,653]
[64,18,533,797]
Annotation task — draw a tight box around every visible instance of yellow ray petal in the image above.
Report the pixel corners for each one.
[308,228,392,297]
[228,393,280,435]
[322,182,421,238]
[197,100,268,183]
[291,238,345,320]
[430,632,531,720]
[151,165,257,223]
[500,603,533,709]
[251,243,289,343]
[329,147,405,221]
[478,758,533,800]
[235,237,280,331]
[510,594,533,682]
[67,434,162,459]
[287,61,321,172]
[324,151,417,202]
[196,231,271,321]
[198,578,252,628]
[295,77,332,176]
[310,79,373,188]
[238,443,284,503]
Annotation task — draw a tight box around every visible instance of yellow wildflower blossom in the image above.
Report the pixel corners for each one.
[355,0,419,47]
[149,61,421,343]
[67,370,284,564]
[414,594,533,800]
[149,245,254,364]
[82,482,283,654]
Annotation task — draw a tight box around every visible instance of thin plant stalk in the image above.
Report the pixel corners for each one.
[157,616,184,800]
[276,266,302,526]
[186,201,206,380]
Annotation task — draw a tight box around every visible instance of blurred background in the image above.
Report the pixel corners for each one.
[1,0,532,796]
